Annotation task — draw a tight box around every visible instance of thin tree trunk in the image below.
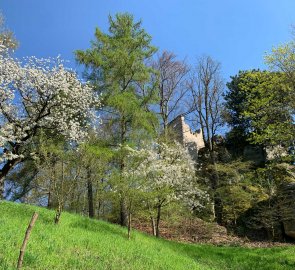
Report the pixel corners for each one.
[47,191,52,209]
[147,202,156,236]
[150,216,156,236]
[127,212,132,240]
[119,117,128,226]
[209,150,222,224]
[54,204,62,224]
[156,204,162,238]
[17,212,38,269]
[87,169,94,218]
[0,175,4,200]
[212,183,222,224]
[97,200,101,219]
[54,161,64,224]
[76,193,80,213]
[47,177,53,209]
[162,109,169,139]
[0,158,20,199]
[120,197,128,226]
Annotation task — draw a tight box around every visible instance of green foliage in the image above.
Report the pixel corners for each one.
[1,201,295,270]
[240,71,294,147]
[75,13,158,144]
[265,41,295,99]
[224,70,258,152]
[225,69,294,159]
[80,134,115,165]
[76,13,157,89]
[210,161,267,226]
[237,163,295,239]
[217,184,256,226]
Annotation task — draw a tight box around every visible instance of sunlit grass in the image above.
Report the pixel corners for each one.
[0,201,294,270]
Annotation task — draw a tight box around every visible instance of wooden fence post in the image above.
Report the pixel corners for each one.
[17,212,39,269]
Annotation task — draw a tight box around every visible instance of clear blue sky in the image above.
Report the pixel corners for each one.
[1,0,295,81]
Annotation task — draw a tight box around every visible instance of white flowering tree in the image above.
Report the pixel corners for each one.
[123,142,207,237]
[0,51,99,198]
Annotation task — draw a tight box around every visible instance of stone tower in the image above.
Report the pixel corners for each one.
[168,115,205,160]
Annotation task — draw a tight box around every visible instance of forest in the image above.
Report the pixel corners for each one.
[0,10,295,250]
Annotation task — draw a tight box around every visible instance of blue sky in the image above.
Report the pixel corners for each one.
[1,0,295,82]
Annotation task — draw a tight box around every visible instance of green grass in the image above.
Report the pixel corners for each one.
[0,201,294,270]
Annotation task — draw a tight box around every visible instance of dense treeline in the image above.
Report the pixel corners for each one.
[0,12,294,241]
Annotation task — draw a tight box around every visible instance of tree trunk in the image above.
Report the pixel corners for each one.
[17,212,38,269]
[147,202,156,236]
[213,193,223,225]
[150,216,156,236]
[54,204,62,224]
[119,117,128,226]
[47,191,52,209]
[156,204,162,238]
[0,175,4,200]
[0,158,20,199]
[87,170,94,218]
[75,193,80,213]
[120,197,128,226]
[127,212,132,240]
[210,152,222,225]
[97,200,101,219]
[47,177,53,209]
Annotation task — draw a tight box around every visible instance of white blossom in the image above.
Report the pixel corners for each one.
[0,50,100,164]
[123,142,208,210]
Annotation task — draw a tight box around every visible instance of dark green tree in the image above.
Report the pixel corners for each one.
[240,71,294,152]
[75,13,158,225]
[224,70,270,154]
[224,70,254,153]
[225,70,294,160]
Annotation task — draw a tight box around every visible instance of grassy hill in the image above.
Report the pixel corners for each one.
[0,201,295,270]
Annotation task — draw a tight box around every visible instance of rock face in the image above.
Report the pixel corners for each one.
[243,145,265,165]
[243,145,287,165]
[168,115,205,160]
[236,180,295,241]
[278,182,295,239]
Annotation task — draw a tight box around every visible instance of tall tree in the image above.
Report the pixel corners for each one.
[224,70,262,153]
[188,55,224,223]
[189,55,224,153]
[75,13,158,225]
[240,71,294,155]
[152,51,189,137]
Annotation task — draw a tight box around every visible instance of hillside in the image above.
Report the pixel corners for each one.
[0,202,295,270]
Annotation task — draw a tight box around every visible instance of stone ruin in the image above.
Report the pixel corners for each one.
[168,115,205,160]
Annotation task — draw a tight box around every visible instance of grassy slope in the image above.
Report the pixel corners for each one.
[0,202,294,270]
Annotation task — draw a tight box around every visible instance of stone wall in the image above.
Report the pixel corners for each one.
[168,115,205,160]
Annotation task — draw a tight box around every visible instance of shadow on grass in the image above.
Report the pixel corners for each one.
[70,218,127,239]
[1,201,55,226]
[166,241,295,270]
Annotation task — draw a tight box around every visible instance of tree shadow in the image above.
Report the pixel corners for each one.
[164,241,295,270]
[70,218,127,239]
